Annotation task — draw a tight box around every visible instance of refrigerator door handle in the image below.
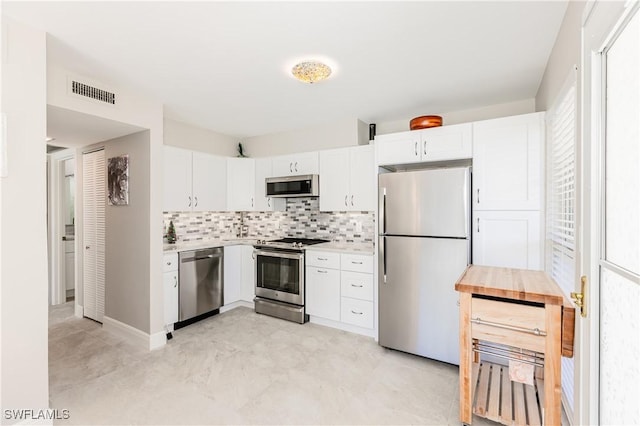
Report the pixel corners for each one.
[380,188,387,234]
[382,236,387,283]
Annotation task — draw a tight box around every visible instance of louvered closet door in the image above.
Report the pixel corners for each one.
[83,149,106,322]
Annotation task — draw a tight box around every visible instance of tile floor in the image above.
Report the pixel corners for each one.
[49,303,502,425]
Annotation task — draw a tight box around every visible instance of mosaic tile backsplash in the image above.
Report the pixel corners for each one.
[164,198,375,244]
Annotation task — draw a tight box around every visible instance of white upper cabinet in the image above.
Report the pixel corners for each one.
[226,158,256,211]
[163,146,226,212]
[254,158,285,212]
[421,122,472,161]
[271,152,319,176]
[319,148,350,211]
[163,146,192,212]
[472,112,544,211]
[376,123,472,166]
[319,145,375,212]
[349,145,376,211]
[192,152,226,212]
[376,131,421,166]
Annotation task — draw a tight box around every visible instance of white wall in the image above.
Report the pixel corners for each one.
[376,99,536,135]
[47,63,166,344]
[164,118,237,157]
[105,131,151,333]
[535,1,586,111]
[240,101,535,157]
[241,118,369,157]
[0,16,50,418]
[78,131,152,333]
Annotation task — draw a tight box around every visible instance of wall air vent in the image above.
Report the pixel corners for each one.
[70,80,116,105]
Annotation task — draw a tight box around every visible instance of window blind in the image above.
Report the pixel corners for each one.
[546,70,577,417]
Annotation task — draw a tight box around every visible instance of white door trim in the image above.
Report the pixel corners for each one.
[47,148,75,306]
[581,1,638,424]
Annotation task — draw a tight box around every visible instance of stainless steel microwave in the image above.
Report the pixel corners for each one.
[265,174,319,198]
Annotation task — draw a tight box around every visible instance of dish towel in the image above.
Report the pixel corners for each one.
[509,358,534,385]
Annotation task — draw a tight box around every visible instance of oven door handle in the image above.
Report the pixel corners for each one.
[254,249,303,260]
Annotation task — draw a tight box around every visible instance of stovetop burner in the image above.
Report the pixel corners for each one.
[255,237,330,250]
[272,238,329,245]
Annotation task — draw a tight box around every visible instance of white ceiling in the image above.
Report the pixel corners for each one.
[47,105,145,148]
[4,1,567,139]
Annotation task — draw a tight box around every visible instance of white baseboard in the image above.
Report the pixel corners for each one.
[219,300,254,313]
[309,316,376,338]
[149,330,167,350]
[74,303,83,318]
[102,316,166,351]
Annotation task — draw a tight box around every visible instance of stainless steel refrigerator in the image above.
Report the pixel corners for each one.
[378,167,470,365]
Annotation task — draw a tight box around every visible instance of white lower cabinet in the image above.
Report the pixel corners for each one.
[163,253,179,326]
[224,246,242,305]
[240,245,255,302]
[340,271,373,301]
[341,297,374,329]
[305,266,341,321]
[224,245,255,309]
[306,250,374,334]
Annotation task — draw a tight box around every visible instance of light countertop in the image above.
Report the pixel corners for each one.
[163,238,375,255]
[163,238,258,253]
[308,242,375,255]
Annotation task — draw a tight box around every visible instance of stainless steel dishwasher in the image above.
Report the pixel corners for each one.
[179,248,224,321]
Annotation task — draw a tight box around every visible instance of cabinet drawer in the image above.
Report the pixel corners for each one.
[306,267,341,321]
[340,271,373,301]
[163,253,178,272]
[341,297,374,329]
[341,253,373,273]
[306,250,340,269]
[471,297,546,353]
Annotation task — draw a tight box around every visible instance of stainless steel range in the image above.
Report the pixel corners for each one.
[254,238,329,324]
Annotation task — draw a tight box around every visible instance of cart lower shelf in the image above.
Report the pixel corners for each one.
[472,362,545,426]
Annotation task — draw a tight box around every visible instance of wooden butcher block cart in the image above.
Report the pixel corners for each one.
[455,266,575,426]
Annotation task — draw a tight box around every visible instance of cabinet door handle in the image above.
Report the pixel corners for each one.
[188,196,192,207]
[290,162,293,173]
[251,197,254,208]
[414,141,418,156]
[477,218,480,233]
[318,257,328,261]
[294,162,298,172]
[350,284,363,288]
[477,188,480,204]
[344,195,348,207]
[350,195,354,206]
[173,276,178,288]
[166,261,172,266]
[194,196,198,207]
[85,246,90,250]
[317,269,328,274]
[423,140,427,155]
[351,261,363,265]
[267,198,271,208]
[351,310,363,315]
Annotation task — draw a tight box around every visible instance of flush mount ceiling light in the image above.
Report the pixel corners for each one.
[291,60,332,84]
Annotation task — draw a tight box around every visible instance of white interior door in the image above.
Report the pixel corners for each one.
[598,9,640,424]
[82,149,106,323]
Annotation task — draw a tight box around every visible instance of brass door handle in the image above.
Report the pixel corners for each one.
[570,276,587,318]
